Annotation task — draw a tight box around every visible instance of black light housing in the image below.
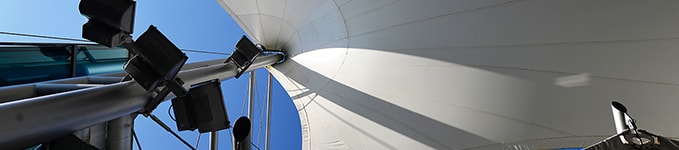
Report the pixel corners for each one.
[79,0,135,34]
[227,36,261,78]
[124,55,163,91]
[82,20,129,47]
[79,0,136,47]
[171,94,197,131]
[172,80,230,133]
[132,25,188,81]
[123,25,188,91]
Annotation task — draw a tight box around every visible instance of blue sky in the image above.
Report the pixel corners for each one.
[1,0,301,149]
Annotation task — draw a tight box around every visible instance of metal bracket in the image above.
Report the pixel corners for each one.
[139,78,186,115]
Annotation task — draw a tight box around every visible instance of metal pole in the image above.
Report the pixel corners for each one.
[248,71,256,119]
[149,114,196,150]
[611,101,628,134]
[107,114,137,150]
[265,73,272,150]
[233,116,252,150]
[0,81,148,150]
[35,83,102,96]
[210,131,218,150]
[611,101,630,143]
[0,54,283,149]
[246,69,256,150]
[0,76,124,103]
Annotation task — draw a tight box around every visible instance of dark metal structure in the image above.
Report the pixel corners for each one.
[0,54,283,149]
[0,0,285,149]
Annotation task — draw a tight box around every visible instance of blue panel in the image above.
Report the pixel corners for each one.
[0,44,128,86]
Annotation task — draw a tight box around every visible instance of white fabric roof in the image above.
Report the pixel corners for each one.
[217,0,679,149]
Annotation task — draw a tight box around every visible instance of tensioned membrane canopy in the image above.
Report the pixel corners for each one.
[218,0,679,149]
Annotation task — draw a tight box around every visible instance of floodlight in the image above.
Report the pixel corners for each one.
[79,0,136,34]
[132,25,188,81]
[122,25,187,93]
[124,55,162,91]
[82,20,129,47]
[171,94,197,131]
[121,26,188,116]
[227,36,261,78]
[79,0,136,47]
[172,80,230,133]
[191,80,229,132]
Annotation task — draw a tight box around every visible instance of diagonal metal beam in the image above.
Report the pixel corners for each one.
[0,54,283,149]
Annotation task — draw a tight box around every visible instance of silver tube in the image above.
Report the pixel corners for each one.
[248,71,256,119]
[87,76,125,84]
[611,101,630,143]
[265,73,272,150]
[0,84,36,103]
[179,54,281,87]
[35,83,102,96]
[611,101,628,134]
[233,117,252,150]
[0,54,283,149]
[107,114,137,150]
[246,68,256,150]
[0,82,149,150]
[210,131,219,150]
[0,83,102,103]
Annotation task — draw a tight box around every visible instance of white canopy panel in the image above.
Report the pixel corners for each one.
[217,0,679,149]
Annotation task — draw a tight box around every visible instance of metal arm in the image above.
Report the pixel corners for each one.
[0,54,283,149]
